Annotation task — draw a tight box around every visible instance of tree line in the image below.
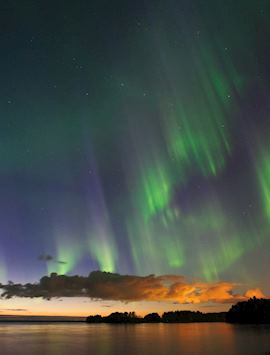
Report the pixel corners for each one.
[86,310,226,324]
[86,298,270,324]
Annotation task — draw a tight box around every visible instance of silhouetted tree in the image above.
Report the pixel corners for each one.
[105,312,141,323]
[143,313,161,323]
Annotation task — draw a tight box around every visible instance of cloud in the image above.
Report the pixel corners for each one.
[0,271,267,304]
[244,288,266,299]
[38,254,67,265]
[0,308,27,312]
[38,254,53,262]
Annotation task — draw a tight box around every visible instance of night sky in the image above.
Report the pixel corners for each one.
[1,0,270,316]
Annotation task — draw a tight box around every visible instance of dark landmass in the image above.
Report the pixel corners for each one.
[86,298,270,324]
[226,297,270,324]
[86,311,226,324]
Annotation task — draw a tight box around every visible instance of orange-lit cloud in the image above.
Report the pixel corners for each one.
[0,271,267,305]
[244,288,266,299]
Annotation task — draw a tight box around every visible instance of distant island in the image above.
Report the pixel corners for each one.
[86,298,270,324]
[86,311,226,324]
[86,310,226,324]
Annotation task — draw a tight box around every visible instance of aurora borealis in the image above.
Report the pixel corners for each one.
[1,0,270,315]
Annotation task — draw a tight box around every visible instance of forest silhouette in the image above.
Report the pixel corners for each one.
[226,297,270,323]
[86,298,270,324]
[86,310,225,324]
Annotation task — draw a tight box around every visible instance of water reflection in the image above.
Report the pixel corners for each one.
[0,323,269,354]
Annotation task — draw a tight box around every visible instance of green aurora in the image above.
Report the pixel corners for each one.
[0,0,270,301]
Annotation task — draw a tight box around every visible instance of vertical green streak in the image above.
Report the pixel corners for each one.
[257,148,270,220]
[137,162,171,221]
[47,235,82,275]
[201,237,245,281]
[89,235,117,273]
[0,257,7,283]
[163,42,238,179]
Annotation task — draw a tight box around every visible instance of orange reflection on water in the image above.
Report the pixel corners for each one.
[0,323,270,354]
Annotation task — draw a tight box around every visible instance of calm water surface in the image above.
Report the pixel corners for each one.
[0,322,269,355]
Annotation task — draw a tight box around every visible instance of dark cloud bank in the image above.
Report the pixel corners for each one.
[0,271,265,304]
